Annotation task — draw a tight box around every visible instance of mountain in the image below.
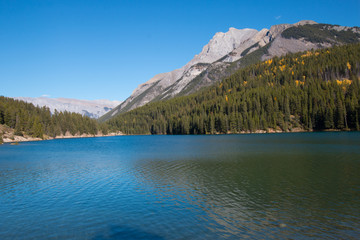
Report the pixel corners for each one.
[15,97,122,119]
[106,43,360,135]
[101,20,360,122]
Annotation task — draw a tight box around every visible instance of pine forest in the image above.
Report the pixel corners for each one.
[106,43,360,135]
[0,97,108,141]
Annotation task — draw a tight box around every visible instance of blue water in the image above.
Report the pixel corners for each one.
[0,132,360,239]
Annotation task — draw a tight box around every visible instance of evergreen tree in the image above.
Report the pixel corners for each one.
[100,43,360,135]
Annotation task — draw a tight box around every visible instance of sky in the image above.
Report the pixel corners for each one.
[1,0,359,101]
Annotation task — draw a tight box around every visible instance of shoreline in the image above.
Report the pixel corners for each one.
[1,132,124,144]
[1,128,354,144]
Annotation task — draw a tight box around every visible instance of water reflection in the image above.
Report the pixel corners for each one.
[93,225,165,240]
[132,135,360,238]
[0,133,359,239]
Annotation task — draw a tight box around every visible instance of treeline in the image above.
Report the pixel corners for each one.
[106,43,360,135]
[0,97,109,139]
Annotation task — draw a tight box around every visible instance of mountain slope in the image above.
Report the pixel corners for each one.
[178,23,360,97]
[106,43,360,134]
[15,97,122,119]
[101,20,360,122]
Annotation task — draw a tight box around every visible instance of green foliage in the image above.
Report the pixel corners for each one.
[106,43,360,135]
[282,24,360,44]
[0,97,107,138]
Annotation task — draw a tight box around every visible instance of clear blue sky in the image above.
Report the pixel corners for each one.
[1,0,359,101]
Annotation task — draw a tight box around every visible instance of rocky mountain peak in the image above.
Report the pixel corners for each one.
[101,20,360,122]
[294,20,318,26]
[197,28,258,63]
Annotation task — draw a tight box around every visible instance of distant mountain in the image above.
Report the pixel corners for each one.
[0,96,120,143]
[101,20,360,122]
[15,97,122,119]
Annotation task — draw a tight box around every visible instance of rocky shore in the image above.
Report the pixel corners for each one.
[0,124,123,144]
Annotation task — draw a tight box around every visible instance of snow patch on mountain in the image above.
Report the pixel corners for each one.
[15,97,122,119]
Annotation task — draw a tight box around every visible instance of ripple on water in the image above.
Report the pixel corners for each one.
[0,133,360,239]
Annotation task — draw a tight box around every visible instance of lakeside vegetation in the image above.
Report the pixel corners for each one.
[106,43,360,135]
[0,96,110,142]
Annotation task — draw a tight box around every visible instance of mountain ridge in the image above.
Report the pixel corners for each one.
[100,20,360,122]
[15,97,122,119]
[105,43,360,135]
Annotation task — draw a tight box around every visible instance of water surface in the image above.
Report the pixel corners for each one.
[0,132,359,239]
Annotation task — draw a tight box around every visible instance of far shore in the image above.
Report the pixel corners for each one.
[1,127,353,144]
[2,131,124,144]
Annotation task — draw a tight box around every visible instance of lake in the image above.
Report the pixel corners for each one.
[0,132,360,239]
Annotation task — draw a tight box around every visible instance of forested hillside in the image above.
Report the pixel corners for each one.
[101,22,360,121]
[106,43,360,135]
[0,97,109,142]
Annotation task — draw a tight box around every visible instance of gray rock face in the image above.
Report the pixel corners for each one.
[263,36,332,61]
[126,28,259,102]
[15,97,122,119]
[114,28,263,114]
[105,20,359,120]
